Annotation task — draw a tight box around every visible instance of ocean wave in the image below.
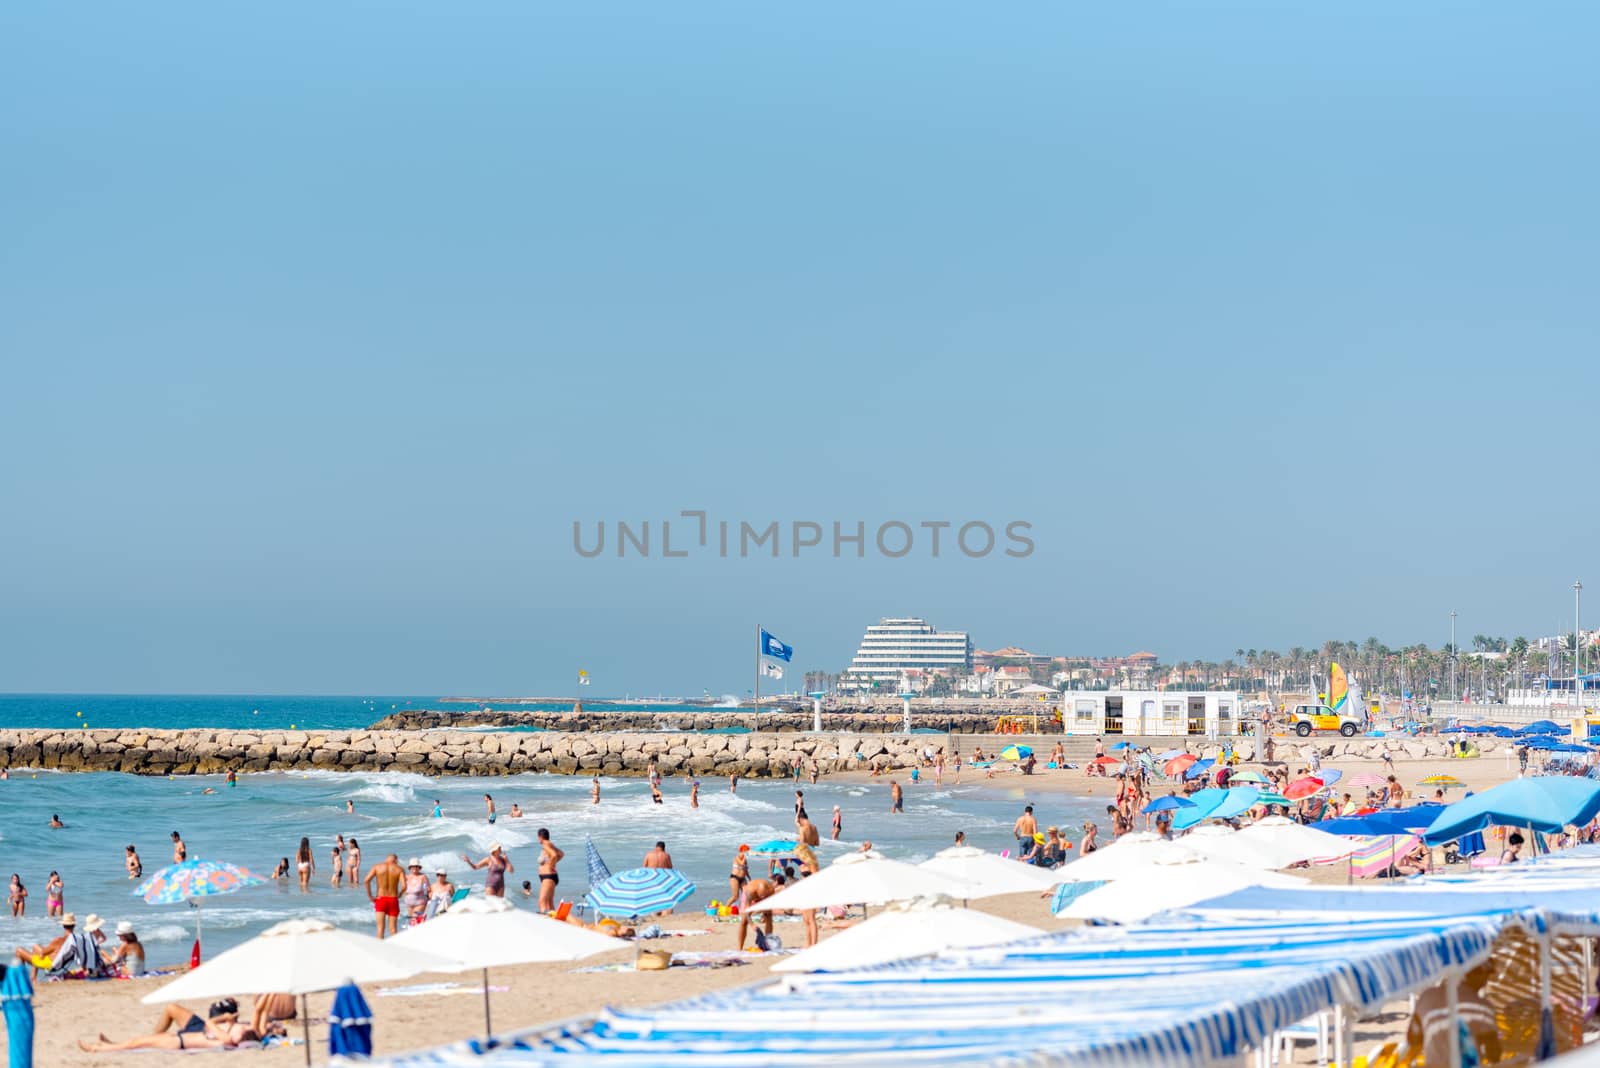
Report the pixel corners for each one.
[279,769,437,790]
[134,923,193,944]
[350,782,417,805]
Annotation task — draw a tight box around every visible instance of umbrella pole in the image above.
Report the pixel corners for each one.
[482,966,492,1042]
[301,993,311,1067]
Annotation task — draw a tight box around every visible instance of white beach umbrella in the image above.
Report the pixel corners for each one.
[389,896,622,1040]
[919,847,1060,899]
[747,851,973,913]
[1052,836,1209,883]
[772,899,1043,973]
[1235,815,1359,865]
[1176,825,1287,870]
[144,919,450,1065]
[1056,858,1309,924]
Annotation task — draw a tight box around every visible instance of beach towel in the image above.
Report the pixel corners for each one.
[48,929,106,979]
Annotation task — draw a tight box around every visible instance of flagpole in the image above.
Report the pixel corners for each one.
[754,623,761,720]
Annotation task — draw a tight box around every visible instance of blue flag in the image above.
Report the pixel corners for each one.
[760,629,793,662]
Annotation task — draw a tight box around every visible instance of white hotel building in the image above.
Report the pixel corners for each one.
[839,617,973,693]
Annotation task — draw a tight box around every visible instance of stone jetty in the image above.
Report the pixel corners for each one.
[0,728,935,778]
[369,708,1001,734]
[0,726,1492,778]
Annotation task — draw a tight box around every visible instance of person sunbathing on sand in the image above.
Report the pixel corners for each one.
[80,1000,261,1053]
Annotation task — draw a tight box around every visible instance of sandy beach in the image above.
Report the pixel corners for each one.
[29,891,1075,1067]
[17,745,1526,1066]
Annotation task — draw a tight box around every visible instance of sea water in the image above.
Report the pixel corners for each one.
[0,696,1101,963]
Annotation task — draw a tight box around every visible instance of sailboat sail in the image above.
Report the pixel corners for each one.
[1329,662,1350,716]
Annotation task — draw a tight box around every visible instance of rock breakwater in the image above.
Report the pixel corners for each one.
[0,728,935,778]
[370,708,1002,733]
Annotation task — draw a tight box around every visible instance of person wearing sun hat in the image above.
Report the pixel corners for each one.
[401,858,429,926]
[461,841,512,898]
[427,866,455,919]
[106,920,146,976]
[14,911,105,978]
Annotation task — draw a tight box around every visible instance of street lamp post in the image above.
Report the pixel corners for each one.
[1576,581,1584,710]
[1450,611,1458,702]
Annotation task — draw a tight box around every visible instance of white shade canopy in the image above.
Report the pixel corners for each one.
[919,847,1060,898]
[748,852,973,913]
[1234,815,1358,865]
[1053,836,1212,884]
[143,919,451,1003]
[772,900,1043,973]
[1056,857,1309,924]
[1176,825,1288,870]
[388,895,622,970]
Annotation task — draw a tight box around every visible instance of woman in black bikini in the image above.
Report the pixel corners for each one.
[729,843,750,902]
[80,1000,256,1053]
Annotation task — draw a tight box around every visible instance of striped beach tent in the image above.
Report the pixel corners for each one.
[1349,834,1420,878]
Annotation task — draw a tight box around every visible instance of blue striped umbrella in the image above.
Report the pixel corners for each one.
[328,982,374,1059]
[2,963,34,1068]
[586,868,695,919]
[584,837,612,889]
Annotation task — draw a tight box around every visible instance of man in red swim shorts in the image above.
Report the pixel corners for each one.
[364,854,405,939]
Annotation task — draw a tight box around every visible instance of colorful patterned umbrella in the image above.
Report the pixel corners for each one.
[135,858,267,964]
[1229,771,1272,785]
[1253,792,1293,807]
[587,868,696,919]
[1347,773,1389,788]
[999,745,1032,762]
[137,858,268,905]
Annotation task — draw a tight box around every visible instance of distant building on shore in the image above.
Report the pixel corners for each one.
[840,617,973,694]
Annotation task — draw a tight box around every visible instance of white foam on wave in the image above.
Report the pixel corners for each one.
[135,923,193,944]
[281,769,436,790]
[350,782,417,805]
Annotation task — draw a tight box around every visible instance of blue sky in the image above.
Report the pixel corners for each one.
[2,3,1598,695]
